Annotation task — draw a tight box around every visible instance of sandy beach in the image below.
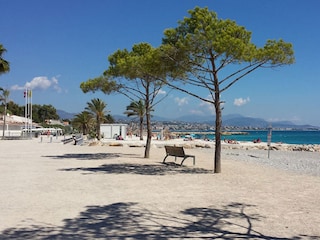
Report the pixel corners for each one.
[0,136,319,239]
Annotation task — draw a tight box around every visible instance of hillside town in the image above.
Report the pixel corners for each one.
[1,111,320,140]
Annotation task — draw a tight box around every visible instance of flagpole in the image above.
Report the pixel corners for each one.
[30,89,32,139]
[24,88,27,137]
[27,88,30,137]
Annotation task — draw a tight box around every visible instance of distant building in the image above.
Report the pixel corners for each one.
[1,114,32,124]
[100,124,127,139]
[45,119,65,126]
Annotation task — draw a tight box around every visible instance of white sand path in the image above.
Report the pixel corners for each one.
[0,137,319,239]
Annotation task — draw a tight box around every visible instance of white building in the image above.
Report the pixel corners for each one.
[100,124,127,139]
[2,114,32,124]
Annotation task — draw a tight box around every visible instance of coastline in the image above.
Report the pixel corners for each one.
[170,129,320,145]
[97,136,320,152]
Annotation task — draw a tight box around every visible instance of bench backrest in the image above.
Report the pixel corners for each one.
[165,146,185,157]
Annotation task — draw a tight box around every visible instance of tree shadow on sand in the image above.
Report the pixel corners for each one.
[60,162,212,175]
[1,202,317,239]
[42,152,140,161]
[43,152,212,175]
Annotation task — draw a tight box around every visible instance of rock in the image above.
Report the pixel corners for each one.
[128,143,144,147]
[88,141,101,146]
[109,142,124,147]
[182,144,192,149]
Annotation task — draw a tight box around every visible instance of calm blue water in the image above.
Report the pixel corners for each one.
[191,130,320,145]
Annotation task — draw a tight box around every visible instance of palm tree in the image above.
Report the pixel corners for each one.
[104,114,115,123]
[1,88,10,139]
[124,99,148,141]
[85,98,108,140]
[72,111,93,135]
[0,44,10,75]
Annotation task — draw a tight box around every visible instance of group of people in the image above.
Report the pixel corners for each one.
[224,139,238,144]
[114,134,124,140]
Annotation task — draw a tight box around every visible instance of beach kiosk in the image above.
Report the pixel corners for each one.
[100,123,127,139]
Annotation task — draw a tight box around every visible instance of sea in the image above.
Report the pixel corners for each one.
[186,130,320,145]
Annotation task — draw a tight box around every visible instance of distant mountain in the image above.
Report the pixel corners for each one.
[222,114,243,121]
[223,116,268,128]
[57,110,76,120]
[174,114,214,123]
[271,121,296,128]
[58,110,319,129]
[151,115,172,122]
[171,113,319,129]
[114,114,171,122]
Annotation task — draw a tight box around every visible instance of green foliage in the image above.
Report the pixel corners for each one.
[124,99,149,140]
[81,42,167,102]
[85,98,108,140]
[258,39,295,65]
[106,43,167,81]
[71,108,114,136]
[85,98,107,121]
[80,76,118,94]
[32,104,59,123]
[104,114,114,123]
[80,42,172,157]
[3,101,59,124]
[0,88,10,113]
[0,44,10,75]
[6,101,24,116]
[72,111,94,135]
[124,99,146,118]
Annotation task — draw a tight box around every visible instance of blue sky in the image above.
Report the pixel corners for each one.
[1,0,320,126]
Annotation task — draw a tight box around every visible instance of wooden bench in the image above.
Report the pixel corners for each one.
[61,137,74,144]
[163,146,195,166]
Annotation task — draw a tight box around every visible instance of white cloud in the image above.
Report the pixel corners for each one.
[26,76,51,90]
[234,97,250,107]
[174,97,188,106]
[11,84,23,91]
[51,77,59,85]
[199,100,215,114]
[53,84,62,93]
[156,89,166,95]
[11,76,62,92]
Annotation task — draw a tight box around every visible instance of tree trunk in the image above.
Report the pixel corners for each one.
[139,117,144,141]
[144,111,152,158]
[214,71,222,173]
[97,118,101,140]
[144,81,152,158]
[214,101,222,173]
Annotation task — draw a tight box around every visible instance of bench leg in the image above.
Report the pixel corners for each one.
[180,156,195,166]
[163,154,169,163]
[181,157,190,166]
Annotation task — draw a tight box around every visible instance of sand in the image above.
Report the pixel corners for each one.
[0,136,319,239]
